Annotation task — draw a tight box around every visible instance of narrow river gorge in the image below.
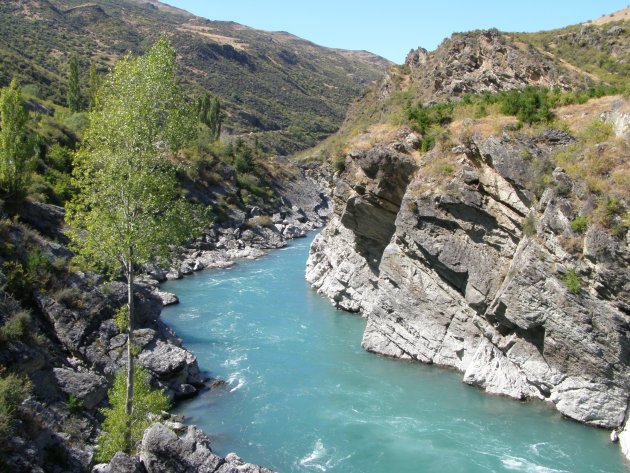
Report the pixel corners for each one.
[161,233,627,473]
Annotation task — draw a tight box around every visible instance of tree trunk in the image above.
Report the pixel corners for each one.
[124,259,135,452]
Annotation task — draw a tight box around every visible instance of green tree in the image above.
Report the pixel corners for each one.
[208,96,222,140]
[0,79,36,199]
[67,56,82,112]
[88,63,102,111]
[197,92,211,125]
[197,93,222,141]
[66,37,202,454]
[96,367,168,461]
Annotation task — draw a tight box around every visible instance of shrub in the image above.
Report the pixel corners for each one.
[499,87,553,124]
[45,143,73,173]
[332,154,345,173]
[246,215,274,228]
[53,285,83,309]
[519,147,533,161]
[236,173,273,199]
[579,121,613,144]
[66,394,83,415]
[62,112,89,137]
[114,306,129,333]
[27,247,52,276]
[605,197,621,216]
[407,102,454,135]
[2,261,33,301]
[96,367,169,462]
[0,370,31,444]
[0,310,32,343]
[570,215,588,234]
[522,214,537,236]
[562,269,581,294]
[529,157,555,199]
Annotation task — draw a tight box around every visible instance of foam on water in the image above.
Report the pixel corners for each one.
[502,456,569,473]
[162,233,629,473]
[299,439,327,470]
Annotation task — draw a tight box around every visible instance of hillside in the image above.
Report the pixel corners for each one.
[302,14,630,163]
[0,0,390,154]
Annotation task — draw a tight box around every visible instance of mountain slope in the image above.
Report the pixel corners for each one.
[301,15,629,164]
[0,0,390,154]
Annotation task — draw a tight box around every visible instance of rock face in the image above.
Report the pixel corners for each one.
[306,146,417,312]
[401,29,585,103]
[307,129,630,429]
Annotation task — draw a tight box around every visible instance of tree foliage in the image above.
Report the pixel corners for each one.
[0,79,35,199]
[96,367,168,462]
[88,63,102,111]
[208,96,222,140]
[66,36,201,277]
[67,56,82,112]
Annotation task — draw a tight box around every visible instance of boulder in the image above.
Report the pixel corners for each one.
[140,423,222,473]
[52,367,108,409]
[156,291,179,306]
[93,452,145,473]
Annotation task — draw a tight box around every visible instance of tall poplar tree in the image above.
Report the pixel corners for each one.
[67,56,82,112]
[208,96,222,141]
[0,79,35,199]
[66,37,202,454]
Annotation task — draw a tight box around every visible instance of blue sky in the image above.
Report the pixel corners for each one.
[162,1,629,63]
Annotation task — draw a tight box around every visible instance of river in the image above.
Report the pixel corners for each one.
[161,233,628,473]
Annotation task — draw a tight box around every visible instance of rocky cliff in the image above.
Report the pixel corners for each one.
[307,93,629,436]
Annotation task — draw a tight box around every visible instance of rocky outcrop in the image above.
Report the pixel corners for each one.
[306,146,417,312]
[307,128,630,430]
[149,159,331,284]
[94,422,274,473]
[401,29,585,103]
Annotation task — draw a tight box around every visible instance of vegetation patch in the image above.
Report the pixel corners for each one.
[0,369,31,444]
[561,269,582,294]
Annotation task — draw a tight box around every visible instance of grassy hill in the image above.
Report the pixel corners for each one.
[0,0,390,155]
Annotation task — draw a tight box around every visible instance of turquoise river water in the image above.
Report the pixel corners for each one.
[161,233,628,473]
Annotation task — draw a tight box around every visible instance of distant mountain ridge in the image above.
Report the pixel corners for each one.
[0,0,391,154]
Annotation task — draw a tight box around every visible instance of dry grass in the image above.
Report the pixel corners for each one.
[554,95,630,134]
[554,139,629,196]
[345,123,400,152]
[590,7,630,25]
[177,25,248,50]
[449,114,519,140]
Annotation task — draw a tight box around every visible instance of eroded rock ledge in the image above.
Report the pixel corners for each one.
[94,422,272,473]
[306,128,629,433]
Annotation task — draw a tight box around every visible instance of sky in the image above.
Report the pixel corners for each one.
[162,1,629,63]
